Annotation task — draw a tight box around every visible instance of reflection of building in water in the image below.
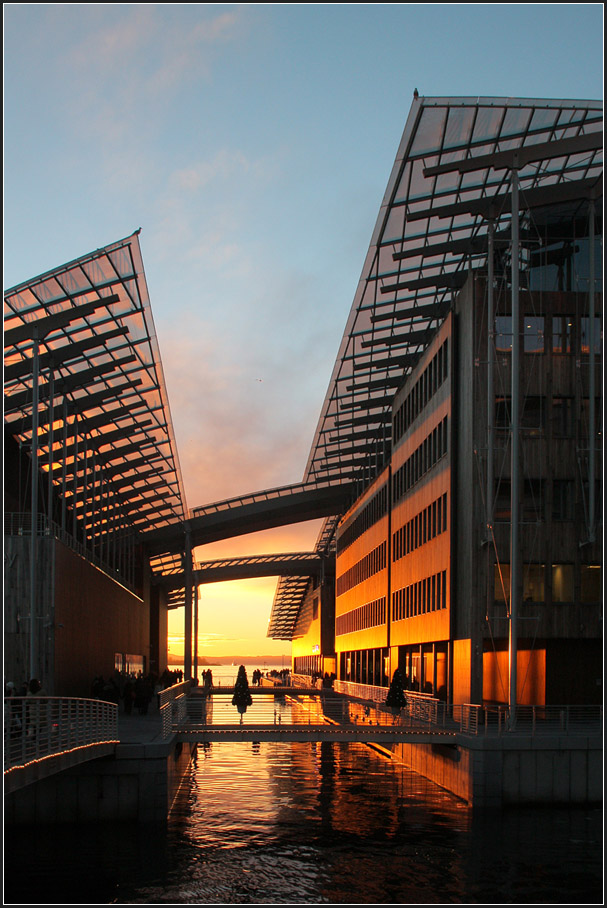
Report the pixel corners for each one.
[270,95,603,708]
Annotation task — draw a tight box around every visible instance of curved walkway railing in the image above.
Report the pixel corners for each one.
[4,697,119,788]
[159,680,192,738]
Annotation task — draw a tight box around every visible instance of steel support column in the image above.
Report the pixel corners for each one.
[509,163,520,729]
[588,199,596,541]
[184,526,193,680]
[29,336,40,682]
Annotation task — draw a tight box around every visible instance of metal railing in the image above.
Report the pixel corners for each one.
[157,675,602,740]
[4,697,119,772]
[298,680,603,738]
[159,681,192,738]
[459,703,603,736]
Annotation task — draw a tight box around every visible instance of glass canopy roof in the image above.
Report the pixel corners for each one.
[268,94,603,639]
[4,231,187,582]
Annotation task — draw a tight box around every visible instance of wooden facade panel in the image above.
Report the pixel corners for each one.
[54,541,147,697]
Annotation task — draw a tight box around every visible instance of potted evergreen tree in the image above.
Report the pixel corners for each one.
[232,665,253,723]
[385,667,407,721]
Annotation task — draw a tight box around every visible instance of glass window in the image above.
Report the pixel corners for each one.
[551,398,574,437]
[495,316,513,352]
[580,317,602,354]
[552,480,574,520]
[552,316,574,353]
[495,396,510,431]
[524,316,545,352]
[523,564,545,602]
[523,479,544,520]
[521,396,544,432]
[410,107,447,156]
[552,564,574,602]
[494,563,510,602]
[580,565,601,602]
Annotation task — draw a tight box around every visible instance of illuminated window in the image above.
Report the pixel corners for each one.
[581,565,601,602]
[523,564,545,602]
[552,564,574,602]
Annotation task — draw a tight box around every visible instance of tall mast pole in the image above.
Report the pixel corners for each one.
[509,161,520,729]
[29,335,40,682]
[487,219,495,535]
[588,199,596,541]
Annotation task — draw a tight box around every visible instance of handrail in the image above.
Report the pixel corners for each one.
[159,681,192,738]
[308,681,603,737]
[4,697,118,774]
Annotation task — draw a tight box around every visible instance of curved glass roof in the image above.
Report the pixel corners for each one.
[268,94,603,640]
[4,231,187,580]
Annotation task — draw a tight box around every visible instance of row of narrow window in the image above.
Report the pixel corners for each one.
[494,395,600,437]
[336,542,387,597]
[392,570,448,622]
[393,339,448,444]
[335,597,387,637]
[494,315,602,355]
[336,484,388,555]
[392,492,448,562]
[393,416,449,505]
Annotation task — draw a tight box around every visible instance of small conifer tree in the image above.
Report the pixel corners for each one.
[232,664,253,722]
[385,667,407,709]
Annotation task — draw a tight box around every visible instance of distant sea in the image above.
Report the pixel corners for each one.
[167,661,289,686]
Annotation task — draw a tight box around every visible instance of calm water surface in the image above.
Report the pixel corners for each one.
[4,672,603,905]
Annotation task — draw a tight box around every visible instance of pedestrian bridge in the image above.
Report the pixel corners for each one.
[6,686,602,794]
[170,688,459,745]
[176,723,456,745]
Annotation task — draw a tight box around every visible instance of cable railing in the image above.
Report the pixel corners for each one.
[292,678,603,737]
[4,697,119,774]
[459,703,603,736]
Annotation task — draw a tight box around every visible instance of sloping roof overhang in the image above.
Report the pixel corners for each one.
[4,231,188,582]
[268,94,603,640]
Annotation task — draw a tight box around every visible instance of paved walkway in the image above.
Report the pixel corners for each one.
[117,707,164,744]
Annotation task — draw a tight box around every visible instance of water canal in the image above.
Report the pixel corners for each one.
[4,668,603,904]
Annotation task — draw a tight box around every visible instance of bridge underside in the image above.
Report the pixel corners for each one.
[157,553,325,592]
[144,482,356,558]
[4,741,117,794]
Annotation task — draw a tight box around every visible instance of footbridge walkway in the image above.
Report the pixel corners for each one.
[5,684,602,793]
[173,687,458,745]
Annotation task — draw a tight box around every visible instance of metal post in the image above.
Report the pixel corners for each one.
[61,399,68,531]
[29,335,40,682]
[588,199,596,541]
[47,367,54,523]
[82,440,88,551]
[72,415,78,540]
[193,582,199,682]
[487,219,495,534]
[184,526,193,681]
[509,163,520,729]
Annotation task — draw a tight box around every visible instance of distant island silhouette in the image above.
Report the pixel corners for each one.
[166,653,289,666]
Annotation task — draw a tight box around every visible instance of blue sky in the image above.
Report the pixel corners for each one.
[3,3,604,658]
